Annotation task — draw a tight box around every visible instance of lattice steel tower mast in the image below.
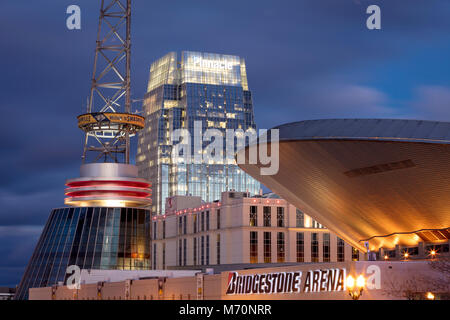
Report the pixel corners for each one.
[78,0,143,164]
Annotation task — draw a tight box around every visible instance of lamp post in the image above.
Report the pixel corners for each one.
[430,250,436,259]
[346,275,365,300]
[403,251,409,260]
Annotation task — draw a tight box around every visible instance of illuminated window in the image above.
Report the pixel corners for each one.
[193,215,197,233]
[249,206,257,226]
[352,247,359,261]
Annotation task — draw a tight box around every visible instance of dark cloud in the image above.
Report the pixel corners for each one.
[0,0,449,286]
[0,226,42,287]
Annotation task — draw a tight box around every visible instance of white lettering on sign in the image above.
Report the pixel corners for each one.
[193,56,233,70]
[226,268,346,295]
[226,271,302,295]
[303,269,346,293]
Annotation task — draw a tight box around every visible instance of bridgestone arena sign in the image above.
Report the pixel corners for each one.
[226,269,346,295]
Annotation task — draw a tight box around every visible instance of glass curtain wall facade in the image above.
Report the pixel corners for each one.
[137,51,260,215]
[15,207,151,300]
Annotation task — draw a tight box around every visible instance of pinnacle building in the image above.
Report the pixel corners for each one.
[137,51,260,215]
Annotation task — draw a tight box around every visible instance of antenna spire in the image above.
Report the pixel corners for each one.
[78,0,143,164]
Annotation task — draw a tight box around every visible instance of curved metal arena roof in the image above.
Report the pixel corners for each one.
[238,119,450,252]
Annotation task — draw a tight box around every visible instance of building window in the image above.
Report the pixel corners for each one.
[426,243,450,254]
[323,233,330,262]
[206,211,210,231]
[250,231,258,263]
[296,232,304,262]
[311,233,319,262]
[276,207,284,227]
[183,239,187,266]
[337,237,345,262]
[263,207,271,227]
[386,249,396,258]
[193,238,197,265]
[206,235,210,265]
[264,232,271,263]
[178,217,182,235]
[163,220,166,239]
[178,239,182,266]
[312,219,324,229]
[183,215,187,235]
[153,243,157,269]
[162,243,166,269]
[352,247,359,261]
[277,232,285,263]
[201,212,205,232]
[201,236,204,265]
[296,209,304,228]
[217,209,221,229]
[193,215,197,233]
[250,206,257,226]
[153,221,157,240]
[216,234,221,265]
[403,247,419,256]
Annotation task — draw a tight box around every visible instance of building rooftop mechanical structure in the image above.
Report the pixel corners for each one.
[15,0,152,300]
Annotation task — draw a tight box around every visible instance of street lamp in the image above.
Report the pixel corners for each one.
[429,249,437,259]
[426,292,435,300]
[346,275,365,300]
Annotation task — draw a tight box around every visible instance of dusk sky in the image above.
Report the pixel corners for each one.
[1,0,450,287]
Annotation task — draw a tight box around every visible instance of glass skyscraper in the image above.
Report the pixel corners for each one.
[137,51,260,215]
[15,207,151,300]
